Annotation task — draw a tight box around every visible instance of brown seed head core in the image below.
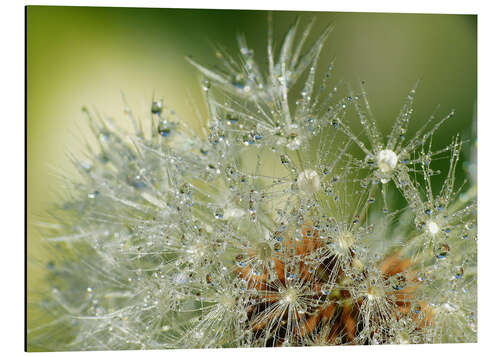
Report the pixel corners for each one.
[235,225,432,346]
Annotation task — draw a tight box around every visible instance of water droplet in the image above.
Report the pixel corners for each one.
[231,75,249,92]
[453,266,464,279]
[88,191,99,199]
[238,47,253,59]
[377,149,398,174]
[257,242,272,260]
[280,154,290,165]
[240,133,252,146]
[391,274,406,290]
[226,114,239,125]
[99,131,109,142]
[286,136,301,150]
[297,169,321,194]
[202,80,211,91]
[365,155,376,166]
[47,261,55,270]
[206,274,214,285]
[179,183,192,195]
[151,100,163,114]
[235,254,246,267]
[158,120,175,137]
[214,208,224,219]
[435,243,450,259]
[422,154,431,166]
[427,221,439,235]
[172,272,188,285]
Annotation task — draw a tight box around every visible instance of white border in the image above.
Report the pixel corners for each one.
[19,0,480,14]
[3,0,499,356]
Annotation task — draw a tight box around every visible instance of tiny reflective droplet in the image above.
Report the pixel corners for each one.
[151,100,163,114]
[158,120,175,137]
[214,208,224,219]
[435,243,450,259]
[202,80,211,91]
[454,266,464,279]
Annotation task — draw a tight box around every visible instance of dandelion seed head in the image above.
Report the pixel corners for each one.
[29,17,477,351]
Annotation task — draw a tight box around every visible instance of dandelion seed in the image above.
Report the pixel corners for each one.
[337,81,456,199]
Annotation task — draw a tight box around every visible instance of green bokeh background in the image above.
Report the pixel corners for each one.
[27,6,476,345]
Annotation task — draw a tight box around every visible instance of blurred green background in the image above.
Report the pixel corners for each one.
[27,5,476,338]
